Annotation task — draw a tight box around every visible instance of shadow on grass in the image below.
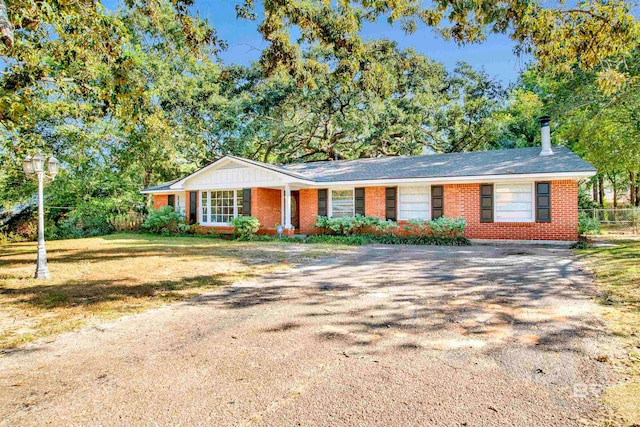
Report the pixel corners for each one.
[0,234,306,269]
[1,275,235,309]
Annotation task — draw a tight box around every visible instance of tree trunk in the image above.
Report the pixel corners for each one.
[598,175,605,206]
[0,0,13,49]
[592,178,598,202]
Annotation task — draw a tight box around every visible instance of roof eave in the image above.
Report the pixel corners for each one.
[305,170,597,186]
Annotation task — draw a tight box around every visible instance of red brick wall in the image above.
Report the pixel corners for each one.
[252,188,282,234]
[299,189,319,234]
[365,187,386,219]
[153,194,168,210]
[442,180,578,241]
[155,180,579,240]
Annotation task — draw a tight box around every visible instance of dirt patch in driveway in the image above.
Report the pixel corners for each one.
[0,244,615,426]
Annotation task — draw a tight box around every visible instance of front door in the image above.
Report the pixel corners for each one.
[291,191,300,229]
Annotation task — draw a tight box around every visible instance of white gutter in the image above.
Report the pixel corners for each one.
[143,170,595,193]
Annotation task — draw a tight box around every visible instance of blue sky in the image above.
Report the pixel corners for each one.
[106,0,532,86]
[198,0,530,86]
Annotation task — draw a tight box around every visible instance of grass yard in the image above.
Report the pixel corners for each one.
[576,239,640,426]
[0,233,344,350]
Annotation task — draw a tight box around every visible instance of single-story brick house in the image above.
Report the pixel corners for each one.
[142,136,596,241]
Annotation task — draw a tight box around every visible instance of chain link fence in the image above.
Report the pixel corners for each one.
[579,208,640,234]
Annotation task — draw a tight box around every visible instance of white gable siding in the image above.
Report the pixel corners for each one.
[184,162,286,189]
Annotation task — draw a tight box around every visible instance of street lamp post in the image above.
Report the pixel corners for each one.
[22,153,59,279]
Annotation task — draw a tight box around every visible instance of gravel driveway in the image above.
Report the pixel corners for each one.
[0,244,613,426]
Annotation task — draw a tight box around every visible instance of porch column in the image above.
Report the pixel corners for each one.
[284,184,293,229]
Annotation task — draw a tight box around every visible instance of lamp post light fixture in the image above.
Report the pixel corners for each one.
[22,153,59,279]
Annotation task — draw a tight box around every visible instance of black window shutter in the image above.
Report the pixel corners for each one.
[385,187,397,221]
[355,188,365,216]
[536,182,551,222]
[189,191,197,224]
[431,185,444,219]
[242,188,252,216]
[480,184,494,223]
[167,194,175,208]
[318,189,328,216]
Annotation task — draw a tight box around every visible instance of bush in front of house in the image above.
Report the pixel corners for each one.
[231,215,260,238]
[404,217,466,238]
[578,211,601,235]
[313,215,398,236]
[312,215,466,239]
[142,206,187,235]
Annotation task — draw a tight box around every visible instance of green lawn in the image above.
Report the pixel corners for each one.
[0,233,345,350]
[576,239,640,425]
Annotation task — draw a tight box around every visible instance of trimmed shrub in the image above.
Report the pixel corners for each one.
[313,215,398,236]
[312,215,466,238]
[231,216,260,238]
[578,211,601,235]
[405,217,466,237]
[142,206,186,235]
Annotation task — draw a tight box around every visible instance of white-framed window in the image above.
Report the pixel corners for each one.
[495,183,534,222]
[330,189,354,218]
[200,190,244,224]
[399,186,431,220]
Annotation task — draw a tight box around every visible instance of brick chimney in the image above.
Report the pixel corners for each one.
[539,115,554,156]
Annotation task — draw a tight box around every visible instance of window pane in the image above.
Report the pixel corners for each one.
[495,183,533,222]
[201,189,246,223]
[399,186,430,220]
[200,191,209,223]
[331,190,354,218]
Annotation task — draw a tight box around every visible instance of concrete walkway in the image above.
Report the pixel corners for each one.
[0,244,613,426]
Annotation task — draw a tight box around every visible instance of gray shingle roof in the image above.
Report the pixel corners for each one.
[278,146,596,182]
[141,146,596,192]
[141,178,181,192]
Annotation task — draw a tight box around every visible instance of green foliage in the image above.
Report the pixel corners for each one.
[231,216,261,238]
[305,234,470,246]
[232,234,305,243]
[142,206,186,235]
[0,227,29,244]
[240,0,639,91]
[571,240,591,250]
[578,187,600,210]
[405,217,467,237]
[313,215,398,236]
[109,212,145,232]
[313,215,466,238]
[305,235,369,246]
[223,48,504,162]
[578,211,602,235]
